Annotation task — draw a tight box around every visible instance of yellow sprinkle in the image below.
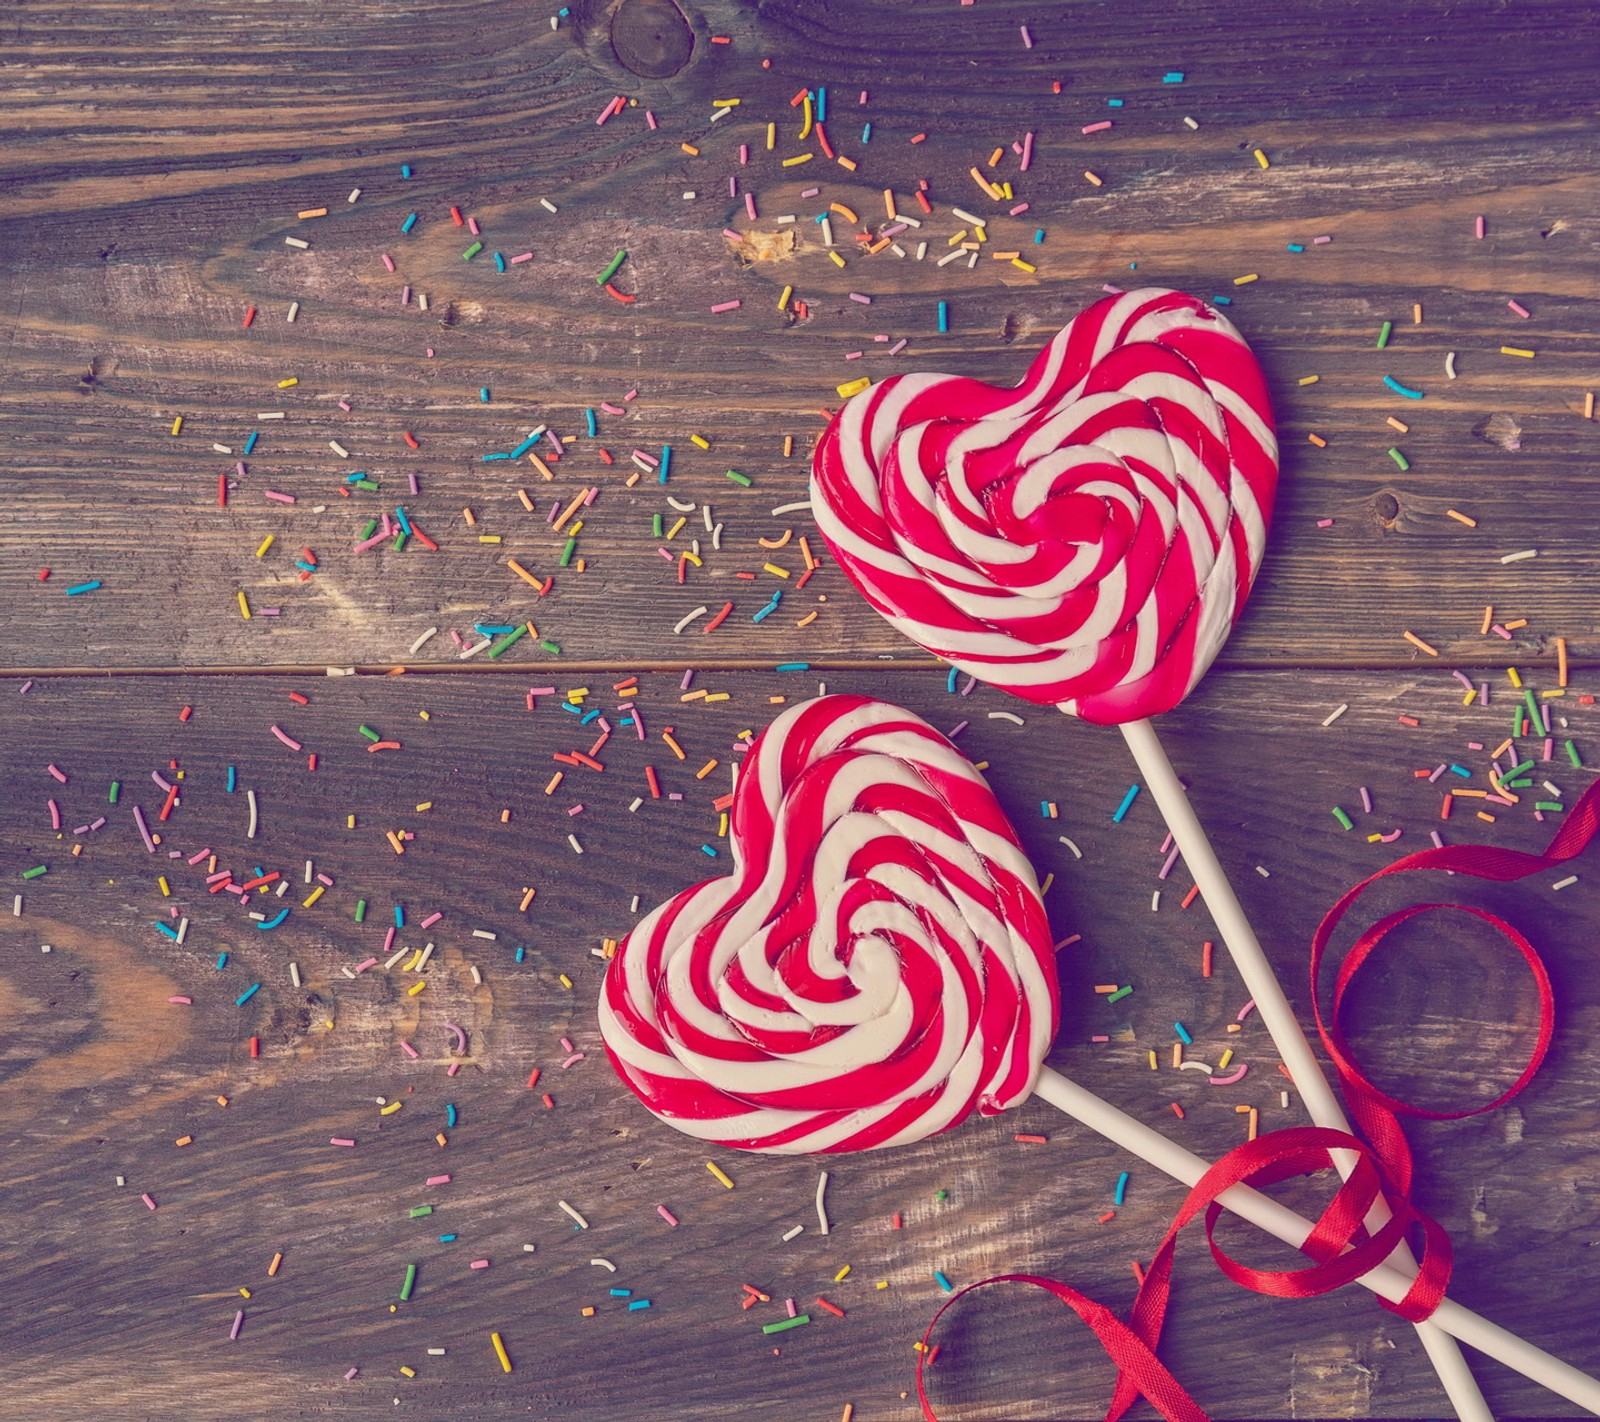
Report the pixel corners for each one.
[517,487,535,512]
[1543,687,1565,698]
[399,1367,416,1379]
[297,207,328,220]
[1506,666,1522,688]
[836,376,871,399]
[828,250,846,268]
[581,1306,596,1318]
[765,122,776,150]
[1463,689,1478,706]
[706,1161,735,1189]
[665,516,687,540]
[491,1333,512,1373]
[302,885,325,908]
[158,876,171,897]
[694,759,720,780]
[407,980,426,996]
[380,1101,403,1116]
[558,974,572,989]
[238,590,251,620]
[1254,148,1270,168]
[171,415,183,436]
[1297,375,1319,386]
[1083,170,1103,186]
[1501,346,1535,358]
[277,378,298,389]
[680,143,700,156]
[712,98,741,107]
[833,1264,852,1282]
[255,535,275,558]
[1233,273,1259,285]
[781,152,814,167]
[1218,1048,1234,1070]
[347,815,357,829]
[1387,417,1409,433]
[1010,258,1037,273]
[238,1287,250,1298]
[1402,630,1439,657]
[795,611,818,627]
[763,562,791,579]
[415,801,433,812]
[969,166,1002,198]
[175,1135,192,1147]
[704,691,729,702]
[1477,811,1497,824]
[690,434,711,450]
[1148,1049,1158,1070]
[1413,303,1424,324]
[478,534,503,544]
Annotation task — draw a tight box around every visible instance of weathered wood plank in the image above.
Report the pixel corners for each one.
[2,665,1597,1418]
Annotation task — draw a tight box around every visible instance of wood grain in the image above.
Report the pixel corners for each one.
[2,0,1597,669]
[1,665,1597,1419]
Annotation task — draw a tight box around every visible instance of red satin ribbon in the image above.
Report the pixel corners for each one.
[919,775,1600,1422]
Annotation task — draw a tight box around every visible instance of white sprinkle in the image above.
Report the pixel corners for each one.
[987,710,1025,725]
[248,911,267,922]
[781,1224,805,1242]
[666,496,696,512]
[417,292,429,312]
[426,1349,445,1357]
[628,796,643,812]
[458,636,492,660]
[589,1257,615,1271]
[1183,116,1200,130]
[416,942,436,970]
[936,248,965,268]
[769,501,813,516]
[326,666,356,676]
[558,1200,589,1229]
[384,945,410,970]
[284,236,310,249]
[12,894,22,916]
[1058,837,1082,860]
[1552,875,1578,891]
[174,917,189,944]
[212,443,233,454]
[471,929,497,941]
[305,859,314,884]
[470,965,482,985]
[1544,780,1564,798]
[1445,350,1458,378]
[276,879,289,896]
[286,302,299,323]
[1255,865,1271,878]
[712,522,724,550]
[702,505,715,531]
[568,833,584,854]
[1321,703,1349,728]
[347,188,361,203]
[408,627,439,655]
[950,206,986,227]
[289,961,301,988]
[1499,549,1538,564]
[1150,890,1161,912]
[674,606,709,635]
[815,1171,830,1236]
[915,240,928,260]
[257,411,286,420]
[1178,1060,1215,1074]
[246,789,259,839]
[1280,1091,1290,1108]
[341,967,357,979]
[328,440,349,458]
[40,943,51,953]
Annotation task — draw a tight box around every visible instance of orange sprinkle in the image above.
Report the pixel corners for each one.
[1097,1210,1116,1224]
[1201,941,1213,977]
[1013,1133,1048,1144]
[1402,631,1439,657]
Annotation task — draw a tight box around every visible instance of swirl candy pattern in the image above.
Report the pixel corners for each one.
[811,288,1278,725]
[599,695,1059,1154]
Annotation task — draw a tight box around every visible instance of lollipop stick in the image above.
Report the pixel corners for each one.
[1116,715,1493,1422]
[1032,1067,1600,1415]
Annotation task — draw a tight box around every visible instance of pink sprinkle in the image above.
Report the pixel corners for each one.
[470,1258,490,1269]
[886,339,907,355]
[1090,1035,1110,1043]
[1508,299,1530,318]
[510,252,534,264]
[407,471,419,496]
[401,284,412,305]
[263,489,296,504]
[230,1310,245,1340]
[623,388,638,400]
[400,1040,419,1059]
[19,680,30,694]
[848,292,872,304]
[1008,202,1030,216]
[645,109,657,131]
[467,217,480,236]
[785,1297,799,1318]
[1235,999,1256,1023]
[354,957,378,973]
[446,1061,461,1076]
[562,1052,586,1069]
[710,300,741,314]
[188,847,212,865]
[1156,846,1181,881]
[47,763,68,783]
[330,1137,356,1147]
[344,1369,360,1381]
[595,99,616,125]
[381,253,395,272]
[338,400,352,412]
[427,1174,452,1186]
[560,1036,575,1052]
[1208,1063,1249,1086]
[48,799,61,829]
[738,144,749,166]
[270,725,303,751]
[744,193,757,221]
[1312,234,1332,244]
[1020,131,1034,172]
[722,227,742,240]
[1020,23,1033,46]
[1082,121,1112,134]
[142,1193,158,1209]
[420,911,442,928]
[1490,623,1512,640]
[382,926,396,952]
[133,805,156,852]
[1316,518,1334,528]
[168,995,193,1005]
[567,804,584,816]
[1359,786,1373,813]
[844,351,863,361]
[600,402,626,416]
[657,1205,679,1227]
[1475,215,1485,239]
[728,176,738,198]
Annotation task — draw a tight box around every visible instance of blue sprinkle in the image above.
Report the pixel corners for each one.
[226,765,237,793]
[580,708,601,724]
[1114,1171,1130,1205]
[861,122,872,144]
[155,920,180,940]
[65,581,101,596]
[1383,375,1424,399]
[438,1233,457,1243]
[775,662,810,672]
[751,592,781,623]
[480,387,491,402]
[216,952,229,970]
[445,1104,458,1127]
[258,908,290,930]
[294,561,317,573]
[627,1299,652,1311]
[700,845,719,858]
[1449,764,1472,778]
[1040,801,1051,817]
[400,164,412,178]
[934,1271,954,1293]
[481,451,511,462]
[559,700,583,715]
[475,624,515,636]
[946,667,959,693]
[585,408,597,437]
[1112,784,1141,823]
[659,444,672,483]
[493,252,505,272]
[1107,98,1124,107]
[937,300,949,333]
[243,431,259,455]
[815,87,826,122]
[394,505,413,535]
[609,1287,633,1297]
[509,434,539,458]
[1174,1021,1193,1045]
[395,906,405,927]
[1212,295,1233,306]
[1162,71,1185,83]
[235,983,261,1005]
[401,212,418,233]
[514,947,526,963]
[1033,229,1045,244]
[1287,243,1305,252]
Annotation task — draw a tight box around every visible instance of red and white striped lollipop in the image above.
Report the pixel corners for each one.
[810,287,1277,725]
[598,694,1058,1154]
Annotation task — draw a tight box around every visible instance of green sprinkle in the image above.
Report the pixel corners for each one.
[1566,739,1582,768]
[1106,985,1133,1004]
[360,519,378,540]
[358,725,381,742]
[487,624,529,660]
[354,478,380,492]
[1331,807,1354,831]
[354,899,368,923]
[1506,759,1536,780]
[1386,447,1409,471]
[21,865,47,880]
[108,781,120,804]
[401,1264,417,1300]
[762,1315,810,1335]
[409,1206,433,1218]
[539,640,561,655]
[652,513,663,537]
[1376,320,1392,349]
[462,241,483,260]
[559,537,577,568]
[725,469,753,487]
[1536,801,1565,812]
[1524,690,1542,734]
[596,249,628,286]
[1507,778,1533,788]
[935,1189,948,1201]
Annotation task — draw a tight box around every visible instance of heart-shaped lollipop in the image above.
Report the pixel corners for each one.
[811,287,1277,725]
[598,694,1059,1153]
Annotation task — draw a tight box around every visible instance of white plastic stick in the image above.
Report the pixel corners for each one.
[1117,715,1492,1422]
[1032,1067,1600,1415]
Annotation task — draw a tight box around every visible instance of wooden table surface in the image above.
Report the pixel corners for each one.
[4,1,1598,1418]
